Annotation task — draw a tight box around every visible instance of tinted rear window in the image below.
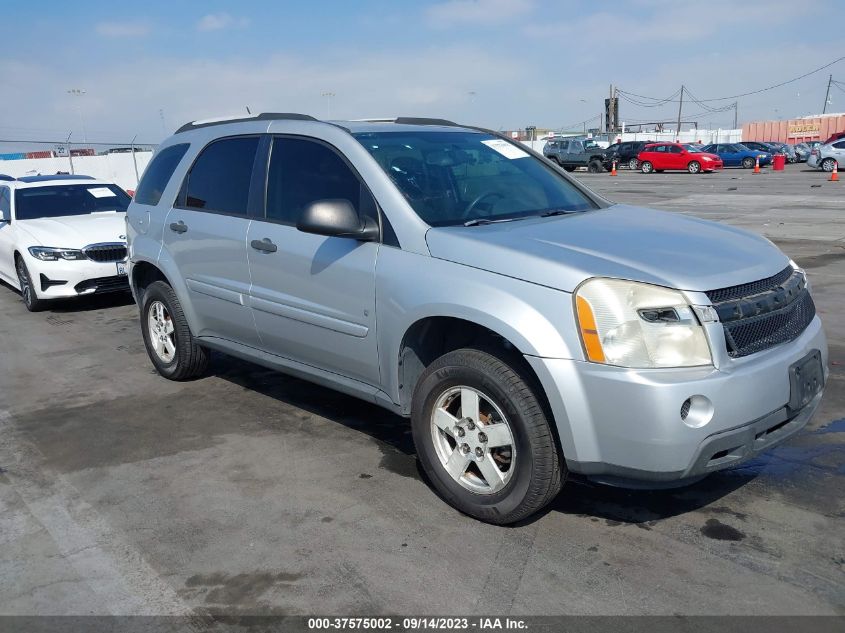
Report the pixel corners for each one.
[183,137,259,215]
[15,184,130,220]
[134,143,189,206]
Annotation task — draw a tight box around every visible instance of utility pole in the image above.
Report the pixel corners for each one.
[733,102,738,129]
[823,74,832,114]
[67,88,87,143]
[676,85,684,141]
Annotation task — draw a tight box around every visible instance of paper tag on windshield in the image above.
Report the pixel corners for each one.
[88,187,117,198]
[481,139,529,159]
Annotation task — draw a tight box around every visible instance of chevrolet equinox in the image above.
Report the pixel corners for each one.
[126,114,827,524]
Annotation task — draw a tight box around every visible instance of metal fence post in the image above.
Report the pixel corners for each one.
[66,132,74,174]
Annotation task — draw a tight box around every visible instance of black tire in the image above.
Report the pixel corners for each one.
[411,348,564,525]
[15,255,47,312]
[688,160,701,174]
[627,157,639,170]
[140,280,208,380]
[742,156,754,169]
[587,160,603,173]
[641,161,654,174]
[562,165,576,172]
[821,158,837,172]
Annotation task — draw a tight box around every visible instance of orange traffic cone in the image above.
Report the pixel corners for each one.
[753,155,761,174]
[831,161,839,182]
[610,160,617,176]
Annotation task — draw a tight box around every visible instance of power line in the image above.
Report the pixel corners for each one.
[618,55,845,104]
[0,138,158,147]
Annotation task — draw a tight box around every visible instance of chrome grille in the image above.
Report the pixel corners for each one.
[706,268,815,358]
[83,243,127,263]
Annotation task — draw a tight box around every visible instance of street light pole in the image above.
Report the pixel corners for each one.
[676,85,684,141]
[67,88,88,143]
[322,92,335,119]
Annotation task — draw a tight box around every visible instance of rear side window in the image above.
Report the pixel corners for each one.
[183,137,259,215]
[264,136,374,226]
[134,143,189,206]
[833,141,845,149]
[0,187,9,217]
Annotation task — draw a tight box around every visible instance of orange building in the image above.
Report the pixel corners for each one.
[743,113,845,144]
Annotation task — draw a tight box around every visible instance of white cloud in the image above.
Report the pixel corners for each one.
[95,21,151,38]
[425,0,534,28]
[196,13,250,32]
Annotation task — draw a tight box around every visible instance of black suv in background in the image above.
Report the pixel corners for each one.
[602,141,653,170]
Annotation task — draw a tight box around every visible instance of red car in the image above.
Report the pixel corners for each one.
[638,142,723,174]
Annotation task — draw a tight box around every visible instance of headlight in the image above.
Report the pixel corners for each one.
[28,246,86,261]
[575,278,712,368]
[701,155,713,161]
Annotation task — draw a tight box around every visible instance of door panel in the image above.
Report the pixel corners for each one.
[163,209,258,345]
[247,224,380,384]
[161,135,261,346]
[245,135,381,386]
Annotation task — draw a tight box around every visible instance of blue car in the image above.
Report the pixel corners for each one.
[700,143,772,168]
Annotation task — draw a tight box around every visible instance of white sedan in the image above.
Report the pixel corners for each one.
[0,175,131,311]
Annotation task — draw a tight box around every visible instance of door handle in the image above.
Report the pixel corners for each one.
[251,238,277,253]
[169,221,188,234]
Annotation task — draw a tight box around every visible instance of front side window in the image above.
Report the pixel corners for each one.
[354,130,596,226]
[265,136,375,226]
[134,143,189,206]
[569,141,584,153]
[183,137,259,215]
[14,184,130,220]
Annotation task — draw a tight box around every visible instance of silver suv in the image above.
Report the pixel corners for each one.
[126,114,827,524]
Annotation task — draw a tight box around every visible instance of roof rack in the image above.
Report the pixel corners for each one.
[393,117,459,126]
[175,112,317,134]
[0,174,15,181]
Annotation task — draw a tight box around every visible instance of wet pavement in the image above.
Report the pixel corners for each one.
[1,166,843,615]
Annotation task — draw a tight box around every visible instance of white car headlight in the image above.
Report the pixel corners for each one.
[28,246,87,261]
[575,278,713,368]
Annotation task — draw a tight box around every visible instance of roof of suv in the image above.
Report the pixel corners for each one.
[173,113,480,136]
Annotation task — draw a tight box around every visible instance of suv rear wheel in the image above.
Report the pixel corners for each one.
[628,157,639,170]
[141,280,208,380]
[411,348,563,524]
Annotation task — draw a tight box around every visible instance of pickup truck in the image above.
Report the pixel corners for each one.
[543,138,607,172]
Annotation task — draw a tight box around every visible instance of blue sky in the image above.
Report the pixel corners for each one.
[2,0,844,145]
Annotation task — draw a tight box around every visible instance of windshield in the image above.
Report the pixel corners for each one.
[583,140,600,149]
[353,131,596,226]
[14,184,130,220]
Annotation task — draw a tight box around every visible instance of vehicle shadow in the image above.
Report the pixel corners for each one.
[211,353,756,527]
[0,279,134,313]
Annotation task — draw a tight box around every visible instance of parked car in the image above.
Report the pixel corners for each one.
[764,142,798,163]
[807,139,845,172]
[127,114,827,525]
[601,140,654,170]
[700,143,773,168]
[543,138,606,172]
[793,142,820,162]
[0,175,131,311]
[638,142,723,173]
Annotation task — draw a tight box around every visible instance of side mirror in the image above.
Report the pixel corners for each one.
[297,199,379,241]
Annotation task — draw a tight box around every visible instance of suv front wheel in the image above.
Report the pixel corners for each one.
[411,348,563,524]
[141,280,208,380]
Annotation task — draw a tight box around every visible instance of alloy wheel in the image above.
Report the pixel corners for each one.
[16,259,32,307]
[430,386,516,494]
[147,300,176,363]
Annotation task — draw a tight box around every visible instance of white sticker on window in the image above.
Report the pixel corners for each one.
[481,139,529,159]
[88,187,117,198]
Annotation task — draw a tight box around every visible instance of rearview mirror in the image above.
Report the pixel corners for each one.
[297,199,379,241]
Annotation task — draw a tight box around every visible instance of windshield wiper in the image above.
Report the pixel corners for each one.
[538,209,574,217]
[463,216,531,227]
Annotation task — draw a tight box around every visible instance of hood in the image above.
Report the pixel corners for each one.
[425,205,789,293]
[16,212,127,248]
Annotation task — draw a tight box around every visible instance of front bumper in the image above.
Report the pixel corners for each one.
[24,255,129,299]
[526,315,828,487]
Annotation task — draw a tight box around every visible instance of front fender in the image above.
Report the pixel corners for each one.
[375,248,582,404]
